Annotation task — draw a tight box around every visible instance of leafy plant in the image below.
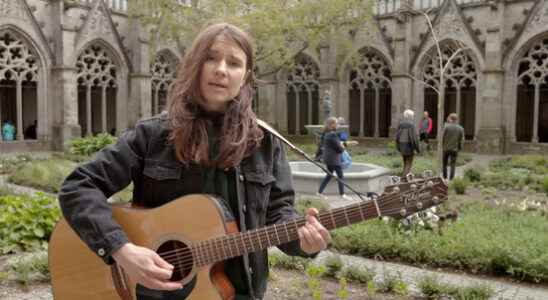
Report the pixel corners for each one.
[67,133,116,156]
[418,275,493,300]
[450,177,469,195]
[5,251,49,285]
[340,265,375,283]
[323,255,344,278]
[464,168,481,182]
[306,264,326,300]
[0,193,60,254]
[268,252,310,271]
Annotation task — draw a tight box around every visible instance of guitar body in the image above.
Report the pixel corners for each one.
[49,194,236,300]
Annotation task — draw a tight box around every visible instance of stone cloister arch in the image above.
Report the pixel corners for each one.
[515,37,548,143]
[0,30,39,141]
[151,50,178,115]
[421,42,478,140]
[286,55,320,135]
[347,48,392,137]
[76,43,118,136]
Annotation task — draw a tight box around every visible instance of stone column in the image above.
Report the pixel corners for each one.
[390,10,413,137]
[475,3,505,153]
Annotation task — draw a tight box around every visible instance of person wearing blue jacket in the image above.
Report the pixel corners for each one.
[317,117,351,200]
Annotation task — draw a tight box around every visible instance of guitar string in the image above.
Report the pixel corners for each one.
[163,197,448,272]
[157,184,446,265]
[159,188,447,270]
[158,185,447,267]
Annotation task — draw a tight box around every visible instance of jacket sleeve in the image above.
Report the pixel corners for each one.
[266,137,318,258]
[427,118,433,134]
[58,123,147,264]
[411,126,420,154]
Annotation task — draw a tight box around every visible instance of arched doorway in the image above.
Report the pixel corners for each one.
[0,30,39,141]
[76,44,118,136]
[516,37,548,143]
[348,49,392,137]
[422,42,477,139]
[151,51,178,115]
[286,56,320,135]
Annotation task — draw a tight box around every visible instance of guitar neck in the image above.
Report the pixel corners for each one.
[193,198,383,266]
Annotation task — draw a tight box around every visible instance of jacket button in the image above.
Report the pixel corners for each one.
[248,267,253,275]
[98,248,106,256]
[239,174,245,181]
[242,204,247,213]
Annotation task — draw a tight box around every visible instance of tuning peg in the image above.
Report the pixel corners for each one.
[410,184,417,190]
[427,180,434,188]
[432,196,439,204]
[417,202,423,209]
[392,186,400,193]
[400,208,407,217]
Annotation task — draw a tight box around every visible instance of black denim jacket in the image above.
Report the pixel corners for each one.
[58,114,312,299]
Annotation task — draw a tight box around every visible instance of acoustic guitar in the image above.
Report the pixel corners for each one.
[48,176,447,300]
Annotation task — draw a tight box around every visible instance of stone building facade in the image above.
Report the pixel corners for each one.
[1,0,547,154]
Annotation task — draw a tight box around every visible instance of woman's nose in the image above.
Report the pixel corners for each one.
[214,60,227,76]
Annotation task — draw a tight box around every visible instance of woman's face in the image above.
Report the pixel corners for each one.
[199,35,248,112]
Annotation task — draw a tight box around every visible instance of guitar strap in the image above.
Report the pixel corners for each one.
[256,119,366,200]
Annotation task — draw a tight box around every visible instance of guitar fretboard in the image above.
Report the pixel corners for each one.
[191,198,382,266]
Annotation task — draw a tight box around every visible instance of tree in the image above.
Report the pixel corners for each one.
[402,5,470,172]
[128,0,374,77]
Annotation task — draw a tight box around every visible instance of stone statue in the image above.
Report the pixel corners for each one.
[323,89,332,121]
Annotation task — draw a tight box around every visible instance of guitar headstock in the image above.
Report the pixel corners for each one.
[375,175,448,219]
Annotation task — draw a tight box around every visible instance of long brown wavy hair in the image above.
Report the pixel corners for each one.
[167,22,263,169]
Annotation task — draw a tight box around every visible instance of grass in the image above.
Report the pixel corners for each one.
[4,251,49,285]
[7,159,76,193]
[331,201,548,283]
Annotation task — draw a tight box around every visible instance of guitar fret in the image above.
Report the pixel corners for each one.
[283,222,290,241]
[358,203,365,221]
[273,224,281,245]
[239,232,246,257]
[247,231,255,253]
[329,210,337,229]
[265,227,271,248]
[257,230,263,250]
[226,236,233,259]
[343,207,350,225]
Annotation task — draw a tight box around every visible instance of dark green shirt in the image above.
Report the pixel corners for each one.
[201,118,249,297]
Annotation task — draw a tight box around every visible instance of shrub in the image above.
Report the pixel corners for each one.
[340,265,375,283]
[323,255,343,278]
[543,176,548,196]
[268,252,310,271]
[67,133,116,156]
[7,159,76,193]
[0,193,60,254]
[418,275,493,300]
[464,168,481,182]
[450,177,469,195]
[5,251,49,285]
[295,197,329,215]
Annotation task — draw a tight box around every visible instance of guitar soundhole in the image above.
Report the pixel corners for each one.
[157,240,193,281]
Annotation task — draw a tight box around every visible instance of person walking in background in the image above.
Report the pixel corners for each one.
[317,117,351,200]
[395,109,420,176]
[419,111,433,152]
[2,120,15,141]
[442,113,464,180]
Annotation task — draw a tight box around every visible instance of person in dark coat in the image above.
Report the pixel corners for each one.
[395,109,420,176]
[442,113,465,180]
[317,117,351,200]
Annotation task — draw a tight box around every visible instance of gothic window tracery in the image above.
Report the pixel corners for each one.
[76,44,118,136]
[151,51,177,115]
[286,56,320,135]
[348,49,392,137]
[0,30,39,141]
[516,38,548,143]
[422,43,477,139]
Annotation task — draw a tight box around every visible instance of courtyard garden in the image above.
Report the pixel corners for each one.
[0,134,547,299]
